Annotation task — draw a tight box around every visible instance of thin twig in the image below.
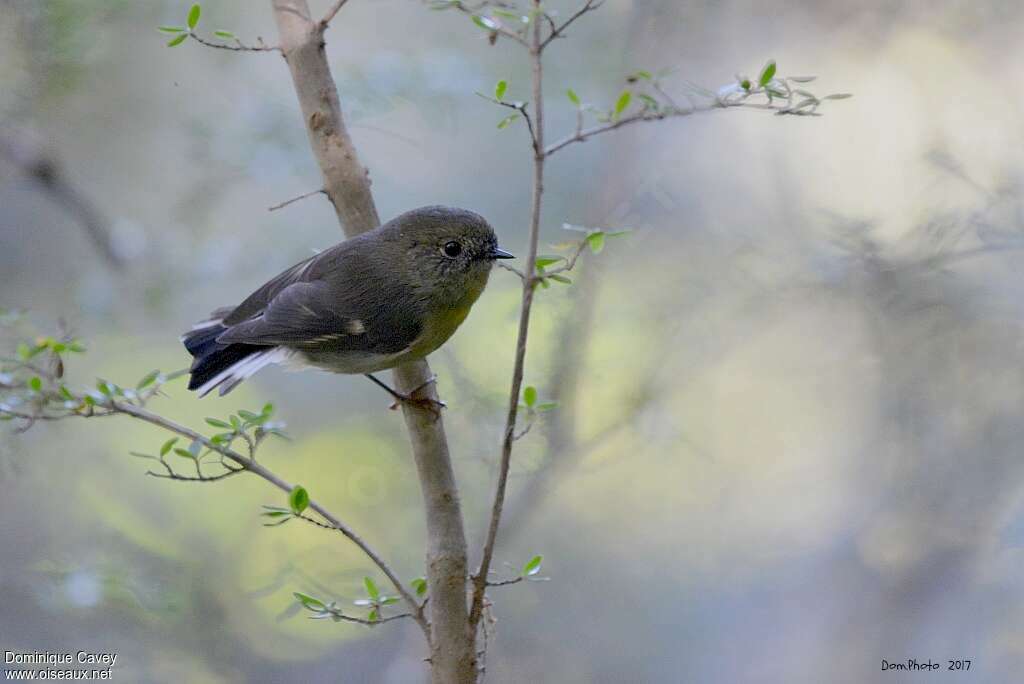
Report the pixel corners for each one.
[449,2,529,46]
[146,467,244,482]
[317,608,415,626]
[189,33,281,53]
[469,0,545,631]
[268,188,326,212]
[484,577,523,587]
[320,0,351,29]
[544,238,589,276]
[94,399,429,637]
[539,0,604,49]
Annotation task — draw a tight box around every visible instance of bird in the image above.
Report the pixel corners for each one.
[182,205,513,402]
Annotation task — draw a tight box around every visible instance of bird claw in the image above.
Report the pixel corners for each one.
[386,375,446,418]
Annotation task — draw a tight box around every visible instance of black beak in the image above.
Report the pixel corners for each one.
[489,247,515,260]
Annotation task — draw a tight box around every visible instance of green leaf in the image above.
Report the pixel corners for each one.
[472,14,498,31]
[16,343,31,360]
[522,554,543,576]
[522,386,537,408]
[173,448,194,459]
[166,33,188,47]
[28,377,42,392]
[96,380,113,396]
[367,608,379,622]
[158,26,186,33]
[613,90,632,119]
[160,438,178,457]
[497,114,519,129]
[187,3,201,30]
[363,576,380,601]
[637,93,659,110]
[229,415,242,431]
[136,370,160,390]
[205,417,232,429]
[494,79,507,100]
[262,402,274,417]
[535,255,565,269]
[68,341,86,353]
[758,60,777,87]
[213,30,235,39]
[238,409,261,423]
[548,274,572,285]
[411,578,428,597]
[293,592,326,611]
[586,231,606,254]
[536,401,559,412]
[381,596,399,605]
[289,486,310,515]
[566,88,580,106]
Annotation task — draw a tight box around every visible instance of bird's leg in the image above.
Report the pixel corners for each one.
[364,373,447,416]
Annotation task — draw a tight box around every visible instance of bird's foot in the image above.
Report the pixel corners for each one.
[365,373,446,419]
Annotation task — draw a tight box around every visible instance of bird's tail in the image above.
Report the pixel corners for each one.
[182,317,286,397]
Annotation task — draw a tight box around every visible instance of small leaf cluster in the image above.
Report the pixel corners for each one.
[726,60,852,115]
[159,4,243,49]
[430,1,535,44]
[563,68,675,126]
[0,324,185,425]
[528,224,629,290]
[519,385,557,414]
[293,575,413,625]
[260,484,309,526]
[205,402,288,449]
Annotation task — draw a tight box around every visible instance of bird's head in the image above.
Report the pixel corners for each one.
[385,205,514,307]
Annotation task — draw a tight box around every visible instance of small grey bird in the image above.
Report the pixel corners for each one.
[183,205,513,398]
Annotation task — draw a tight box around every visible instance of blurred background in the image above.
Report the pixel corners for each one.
[2,0,1024,682]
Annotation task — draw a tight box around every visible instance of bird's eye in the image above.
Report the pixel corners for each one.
[442,241,462,258]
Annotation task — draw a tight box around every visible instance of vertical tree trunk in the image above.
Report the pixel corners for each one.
[270,2,476,681]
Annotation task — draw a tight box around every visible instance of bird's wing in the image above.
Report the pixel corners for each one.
[221,253,321,326]
[215,280,421,354]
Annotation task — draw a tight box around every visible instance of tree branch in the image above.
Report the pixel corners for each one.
[469,0,546,631]
[271,2,475,679]
[96,399,430,632]
[0,130,124,269]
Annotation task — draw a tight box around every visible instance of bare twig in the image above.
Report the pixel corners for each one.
[540,0,605,49]
[484,576,523,587]
[320,0,352,29]
[268,188,326,212]
[146,466,244,482]
[189,32,281,52]
[271,2,474,677]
